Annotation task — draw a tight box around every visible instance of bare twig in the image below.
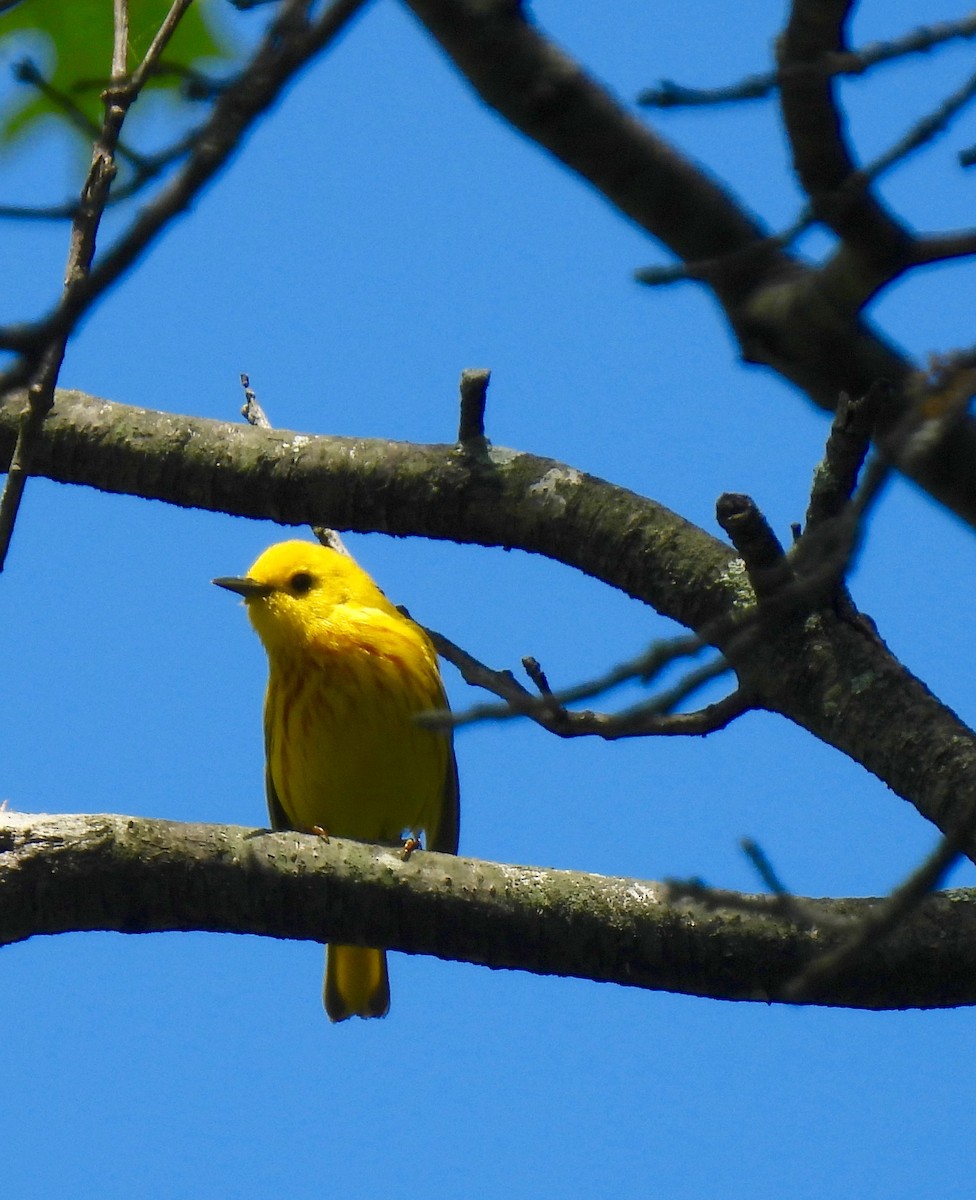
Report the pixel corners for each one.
[237,372,349,557]
[0,0,137,569]
[638,13,976,108]
[639,69,976,294]
[741,837,790,896]
[862,67,976,183]
[432,629,705,719]
[664,875,852,934]
[668,839,854,936]
[0,128,202,221]
[423,622,747,740]
[804,383,887,532]
[782,834,964,1001]
[112,0,129,78]
[789,382,947,607]
[457,368,490,449]
[8,57,148,169]
[715,493,793,599]
[129,0,196,93]
[521,656,552,695]
[239,372,271,429]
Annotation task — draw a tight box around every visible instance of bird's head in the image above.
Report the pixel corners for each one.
[213,540,390,653]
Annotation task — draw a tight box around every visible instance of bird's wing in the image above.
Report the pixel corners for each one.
[264,703,292,832]
[429,737,460,855]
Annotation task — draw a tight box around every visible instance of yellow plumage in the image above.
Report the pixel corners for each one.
[214,539,459,1021]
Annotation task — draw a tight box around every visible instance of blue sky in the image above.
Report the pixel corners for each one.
[3,1,976,1196]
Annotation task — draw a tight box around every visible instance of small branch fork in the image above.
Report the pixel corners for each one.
[426,370,752,738]
[716,380,898,630]
[671,828,966,1004]
[422,625,748,740]
[636,71,976,291]
[674,382,976,1000]
[433,376,902,742]
[635,6,976,313]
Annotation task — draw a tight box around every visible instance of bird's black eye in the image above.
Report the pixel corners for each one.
[290,571,314,595]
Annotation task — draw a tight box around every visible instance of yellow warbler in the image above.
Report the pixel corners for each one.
[213,539,459,1021]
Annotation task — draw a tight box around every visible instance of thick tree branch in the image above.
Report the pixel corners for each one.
[778,6,976,312]
[0,387,732,628]
[2,387,976,860]
[399,0,976,529]
[777,0,911,304]
[2,812,975,1011]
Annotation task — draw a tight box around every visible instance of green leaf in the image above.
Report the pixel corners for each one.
[0,0,235,145]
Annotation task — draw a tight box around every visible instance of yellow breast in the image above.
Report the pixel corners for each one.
[264,605,450,843]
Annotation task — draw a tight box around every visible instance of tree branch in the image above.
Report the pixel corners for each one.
[3,386,976,860]
[776,0,911,307]
[2,811,975,1011]
[399,0,976,530]
[637,12,976,108]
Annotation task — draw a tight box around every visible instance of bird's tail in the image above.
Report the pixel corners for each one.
[324,945,390,1021]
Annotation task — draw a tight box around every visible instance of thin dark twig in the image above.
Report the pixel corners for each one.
[787,391,935,605]
[669,841,857,935]
[237,372,350,557]
[736,835,841,931]
[858,66,976,183]
[637,13,976,108]
[805,383,887,531]
[422,622,747,740]
[0,126,202,221]
[664,876,852,933]
[522,656,552,695]
[638,68,976,289]
[638,655,732,716]
[9,58,149,171]
[781,834,964,1001]
[433,630,708,727]
[741,837,790,895]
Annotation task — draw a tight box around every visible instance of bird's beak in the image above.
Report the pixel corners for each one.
[212,575,274,599]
